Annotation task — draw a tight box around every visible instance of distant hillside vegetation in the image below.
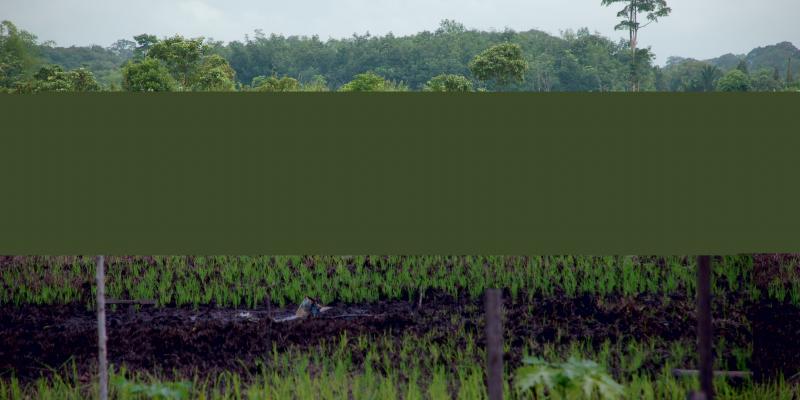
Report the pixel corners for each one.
[706,41,799,79]
[37,44,131,87]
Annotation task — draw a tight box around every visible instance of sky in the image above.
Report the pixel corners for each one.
[3,0,799,65]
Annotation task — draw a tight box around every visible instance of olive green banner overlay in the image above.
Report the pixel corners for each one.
[1,93,798,254]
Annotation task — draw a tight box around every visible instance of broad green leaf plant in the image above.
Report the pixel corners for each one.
[114,376,191,400]
[515,357,624,400]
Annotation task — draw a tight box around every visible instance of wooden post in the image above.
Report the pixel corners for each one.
[697,255,713,399]
[485,289,503,400]
[96,255,108,400]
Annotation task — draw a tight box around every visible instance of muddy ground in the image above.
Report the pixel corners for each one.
[750,300,800,381]
[3,290,782,383]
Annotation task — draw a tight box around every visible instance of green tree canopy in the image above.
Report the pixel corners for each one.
[252,75,301,92]
[133,34,158,59]
[750,68,783,92]
[660,59,706,92]
[220,21,652,92]
[468,43,528,88]
[37,43,130,88]
[7,18,800,94]
[122,34,237,92]
[600,0,671,50]
[192,54,236,91]
[300,75,329,92]
[110,39,136,60]
[70,67,102,92]
[338,72,408,92]
[716,69,751,92]
[660,59,721,92]
[0,20,39,89]
[121,58,177,92]
[147,35,209,88]
[423,74,474,92]
[15,65,100,93]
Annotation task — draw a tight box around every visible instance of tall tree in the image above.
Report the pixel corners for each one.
[618,45,656,92]
[787,57,794,85]
[600,0,671,91]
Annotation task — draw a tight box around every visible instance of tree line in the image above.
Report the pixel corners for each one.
[2,18,798,93]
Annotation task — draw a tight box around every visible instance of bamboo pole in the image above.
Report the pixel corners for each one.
[485,289,503,400]
[96,255,108,400]
[697,255,714,399]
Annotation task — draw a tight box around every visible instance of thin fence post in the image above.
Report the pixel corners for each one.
[697,255,714,400]
[485,288,503,400]
[96,255,108,400]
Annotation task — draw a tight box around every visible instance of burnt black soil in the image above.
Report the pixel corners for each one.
[0,291,759,381]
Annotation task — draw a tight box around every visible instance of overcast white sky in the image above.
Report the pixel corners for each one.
[3,0,798,65]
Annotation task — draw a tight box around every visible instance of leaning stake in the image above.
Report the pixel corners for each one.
[485,288,503,400]
[96,255,108,400]
[697,255,714,399]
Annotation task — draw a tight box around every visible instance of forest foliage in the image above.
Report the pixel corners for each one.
[2,19,799,93]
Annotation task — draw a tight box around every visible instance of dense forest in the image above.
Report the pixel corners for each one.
[2,19,799,92]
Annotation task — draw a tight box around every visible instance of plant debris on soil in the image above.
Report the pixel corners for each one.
[1,291,769,382]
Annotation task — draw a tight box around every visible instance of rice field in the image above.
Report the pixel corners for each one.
[2,254,799,399]
[2,334,795,400]
[3,255,796,308]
